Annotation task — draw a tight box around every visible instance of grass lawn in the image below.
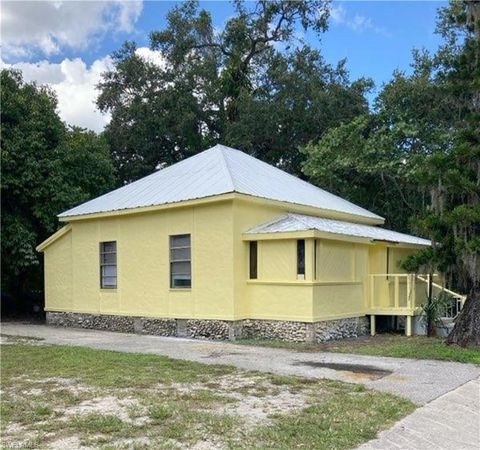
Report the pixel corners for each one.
[238,334,480,365]
[0,335,415,450]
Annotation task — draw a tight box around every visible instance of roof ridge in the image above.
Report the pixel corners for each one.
[245,213,290,233]
[289,213,315,229]
[216,145,235,192]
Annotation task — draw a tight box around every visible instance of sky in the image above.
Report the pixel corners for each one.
[1,0,446,132]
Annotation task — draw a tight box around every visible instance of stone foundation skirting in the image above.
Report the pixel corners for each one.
[46,312,368,343]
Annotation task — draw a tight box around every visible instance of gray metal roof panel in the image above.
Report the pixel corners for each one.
[246,213,431,246]
[59,144,383,221]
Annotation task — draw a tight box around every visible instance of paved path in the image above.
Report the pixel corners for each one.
[2,323,479,405]
[358,377,480,450]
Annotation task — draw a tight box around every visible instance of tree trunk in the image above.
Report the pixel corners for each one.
[446,291,480,347]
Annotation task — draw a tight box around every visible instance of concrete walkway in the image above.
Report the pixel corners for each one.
[358,377,480,450]
[2,322,479,405]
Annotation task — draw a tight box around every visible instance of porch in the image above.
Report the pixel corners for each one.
[368,273,466,336]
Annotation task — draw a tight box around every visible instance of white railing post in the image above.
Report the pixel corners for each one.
[406,275,412,310]
[394,276,400,309]
[370,275,375,309]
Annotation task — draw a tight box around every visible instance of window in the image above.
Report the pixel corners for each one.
[100,241,117,288]
[249,241,258,279]
[297,239,305,278]
[170,234,191,288]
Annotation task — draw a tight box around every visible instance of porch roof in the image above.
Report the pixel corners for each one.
[245,213,431,247]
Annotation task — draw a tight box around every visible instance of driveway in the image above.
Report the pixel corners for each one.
[2,322,479,405]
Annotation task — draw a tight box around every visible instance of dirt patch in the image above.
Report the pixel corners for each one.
[171,373,310,427]
[2,369,319,448]
[224,389,307,425]
[48,436,91,450]
[292,360,392,380]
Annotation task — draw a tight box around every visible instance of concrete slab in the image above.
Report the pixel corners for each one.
[357,377,480,450]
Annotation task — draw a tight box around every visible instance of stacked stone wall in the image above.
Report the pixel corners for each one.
[46,312,369,343]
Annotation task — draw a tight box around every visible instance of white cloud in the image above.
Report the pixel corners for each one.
[1,46,165,132]
[330,4,391,38]
[135,47,166,68]
[1,1,143,58]
[2,57,112,132]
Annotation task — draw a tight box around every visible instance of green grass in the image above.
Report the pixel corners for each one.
[254,386,413,449]
[70,413,125,433]
[1,341,415,449]
[238,334,480,365]
[0,341,237,389]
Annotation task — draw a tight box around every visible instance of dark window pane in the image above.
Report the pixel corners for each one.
[171,261,191,275]
[172,274,191,288]
[101,252,116,264]
[249,241,257,279]
[171,235,190,248]
[297,240,305,276]
[102,277,117,288]
[102,242,116,253]
[171,247,191,261]
[101,265,117,277]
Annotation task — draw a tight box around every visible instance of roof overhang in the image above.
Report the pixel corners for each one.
[243,213,431,248]
[58,192,384,225]
[242,230,429,248]
[36,225,72,252]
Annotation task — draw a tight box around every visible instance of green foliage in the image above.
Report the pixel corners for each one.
[1,70,116,299]
[97,0,371,180]
[421,292,453,331]
[304,1,480,301]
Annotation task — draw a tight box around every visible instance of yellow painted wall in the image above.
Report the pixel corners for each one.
[230,199,374,321]
[44,228,73,312]
[45,200,236,320]
[317,240,355,281]
[245,283,313,321]
[231,198,290,318]
[312,283,365,320]
[42,194,427,323]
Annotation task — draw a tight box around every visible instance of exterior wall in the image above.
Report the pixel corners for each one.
[259,240,297,280]
[312,239,369,320]
[245,283,314,321]
[43,194,426,335]
[230,198,377,323]
[44,229,73,312]
[44,200,236,320]
[231,199,290,319]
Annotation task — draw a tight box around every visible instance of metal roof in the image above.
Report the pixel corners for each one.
[246,213,431,246]
[59,144,383,221]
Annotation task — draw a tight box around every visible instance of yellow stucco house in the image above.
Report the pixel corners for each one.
[38,144,440,342]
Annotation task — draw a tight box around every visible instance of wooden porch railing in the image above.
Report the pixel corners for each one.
[368,273,466,317]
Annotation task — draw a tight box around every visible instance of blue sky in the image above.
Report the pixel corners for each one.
[2,1,446,131]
